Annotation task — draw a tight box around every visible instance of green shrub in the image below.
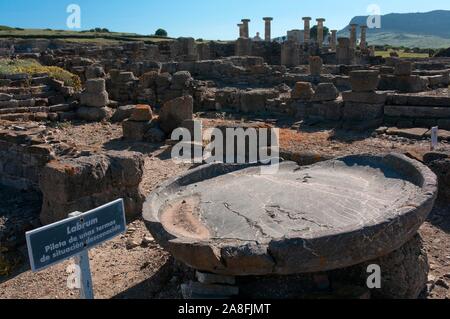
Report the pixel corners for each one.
[0,59,81,91]
[155,28,168,37]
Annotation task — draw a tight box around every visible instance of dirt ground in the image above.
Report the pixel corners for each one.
[0,119,449,299]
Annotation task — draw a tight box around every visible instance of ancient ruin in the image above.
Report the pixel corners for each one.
[0,9,449,302]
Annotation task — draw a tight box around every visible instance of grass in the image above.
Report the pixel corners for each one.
[0,28,174,43]
[375,50,430,58]
[0,59,81,91]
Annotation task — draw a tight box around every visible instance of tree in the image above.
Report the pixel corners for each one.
[309,26,330,41]
[155,28,168,37]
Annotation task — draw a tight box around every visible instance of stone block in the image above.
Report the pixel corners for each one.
[159,95,194,134]
[80,91,109,107]
[85,78,106,94]
[144,127,166,143]
[77,106,111,122]
[384,105,450,119]
[39,151,145,224]
[349,70,380,92]
[342,91,387,104]
[129,104,153,122]
[311,83,339,102]
[343,102,384,121]
[291,82,314,101]
[394,61,412,76]
[111,105,135,123]
[122,120,153,141]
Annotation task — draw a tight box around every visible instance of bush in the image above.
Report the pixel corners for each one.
[0,59,81,91]
[89,28,110,33]
[155,28,168,37]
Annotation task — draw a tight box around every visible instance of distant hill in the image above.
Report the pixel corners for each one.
[338,10,450,49]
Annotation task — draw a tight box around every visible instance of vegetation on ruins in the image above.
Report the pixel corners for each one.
[310,26,330,41]
[0,59,81,91]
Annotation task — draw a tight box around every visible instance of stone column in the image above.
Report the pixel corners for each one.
[237,23,244,38]
[316,18,326,48]
[360,25,368,50]
[287,30,301,43]
[302,17,312,44]
[349,23,358,49]
[241,19,251,38]
[330,30,337,51]
[263,17,273,42]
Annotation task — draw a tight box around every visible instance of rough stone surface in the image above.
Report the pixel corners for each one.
[143,154,437,276]
[40,151,145,224]
[343,102,384,121]
[311,83,339,102]
[159,95,194,134]
[349,70,380,92]
[394,61,413,76]
[331,234,429,299]
[291,82,314,101]
[122,120,153,141]
[423,152,450,202]
[144,127,167,143]
[80,91,109,107]
[342,91,387,104]
[111,105,135,123]
[77,106,111,122]
[129,104,153,122]
[85,78,106,93]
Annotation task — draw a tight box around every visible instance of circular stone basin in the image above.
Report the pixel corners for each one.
[143,153,437,276]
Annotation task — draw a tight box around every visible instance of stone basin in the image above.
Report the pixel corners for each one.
[143,153,437,276]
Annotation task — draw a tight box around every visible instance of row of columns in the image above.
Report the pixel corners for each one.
[237,17,368,51]
[238,18,273,41]
[349,24,368,50]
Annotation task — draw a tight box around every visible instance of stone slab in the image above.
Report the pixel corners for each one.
[386,127,430,139]
[342,91,387,104]
[385,105,450,118]
[143,154,437,276]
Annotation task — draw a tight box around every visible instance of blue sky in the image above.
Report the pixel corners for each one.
[1,0,450,40]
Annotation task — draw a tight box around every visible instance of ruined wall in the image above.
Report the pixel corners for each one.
[39,151,145,225]
[0,125,56,191]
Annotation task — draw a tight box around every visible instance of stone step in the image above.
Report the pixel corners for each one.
[387,94,450,107]
[0,85,51,95]
[385,127,450,141]
[385,105,450,119]
[0,112,49,122]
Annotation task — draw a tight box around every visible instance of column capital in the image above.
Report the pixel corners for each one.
[302,17,312,21]
[350,23,358,27]
[316,18,326,22]
[263,17,273,21]
[241,19,251,23]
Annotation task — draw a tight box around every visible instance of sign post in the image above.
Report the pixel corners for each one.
[26,199,127,299]
[431,126,439,150]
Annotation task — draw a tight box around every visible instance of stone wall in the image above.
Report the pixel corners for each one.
[0,124,55,191]
[39,151,145,225]
[384,94,450,129]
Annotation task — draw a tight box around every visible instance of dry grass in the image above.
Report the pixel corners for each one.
[0,59,81,91]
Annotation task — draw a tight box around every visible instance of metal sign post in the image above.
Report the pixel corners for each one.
[26,199,127,299]
[431,126,439,150]
[69,212,94,299]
